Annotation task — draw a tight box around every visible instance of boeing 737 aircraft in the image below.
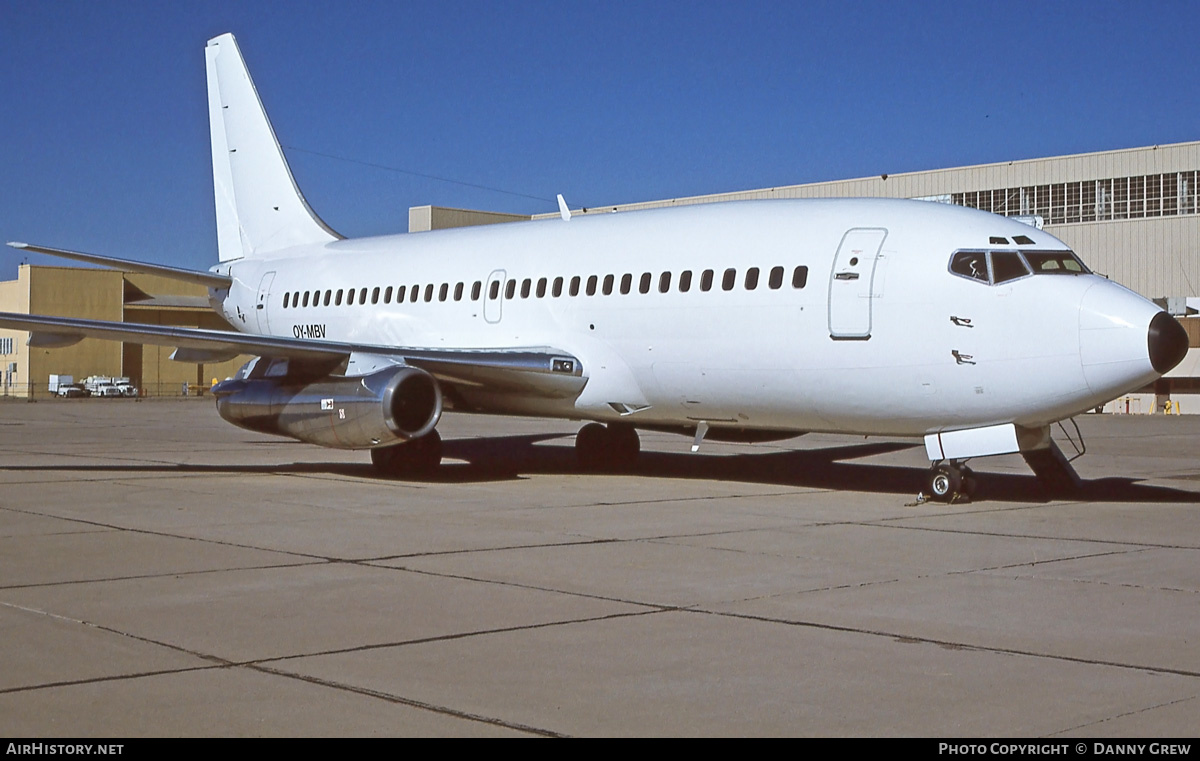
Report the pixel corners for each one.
[2,33,1190,501]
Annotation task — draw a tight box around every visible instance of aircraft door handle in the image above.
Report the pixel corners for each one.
[835,272,859,280]
[950,315,973,327]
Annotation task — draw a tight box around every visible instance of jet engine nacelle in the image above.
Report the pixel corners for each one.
[214,364,442,449]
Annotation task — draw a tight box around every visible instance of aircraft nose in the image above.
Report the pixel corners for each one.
[1148,311,1189,374]
[1079,281,1170,397]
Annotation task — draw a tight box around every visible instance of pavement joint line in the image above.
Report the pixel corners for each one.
[248,608,668,668]
[0,603,226,662]
[246,663,563,737]
[359,529,797,563]
[699,608,1200,680]
[877,521,1200,551]
[0,665,228,697]
[378,562,682,609]
[0,505,338,561]
[0,559,329,591]
[948,548,1152,575]
[1046,694,1199,736]
[6,582,571,738]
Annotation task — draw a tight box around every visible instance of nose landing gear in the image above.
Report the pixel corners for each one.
[925,461,977,503]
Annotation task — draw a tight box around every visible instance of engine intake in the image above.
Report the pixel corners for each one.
[214,365,442,449]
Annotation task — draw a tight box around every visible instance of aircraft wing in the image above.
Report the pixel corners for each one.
[0,311,586,398]
[8,242,232,289]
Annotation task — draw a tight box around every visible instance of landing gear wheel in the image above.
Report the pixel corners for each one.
[960,466,978,499]
[926,464,963,503]
[575,422,641,472]
[575,423,609,471]
[606,423,641,471]
[370,430,442,477]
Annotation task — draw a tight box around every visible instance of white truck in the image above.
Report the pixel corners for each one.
[50,375,88,397]
[84,376,123,398]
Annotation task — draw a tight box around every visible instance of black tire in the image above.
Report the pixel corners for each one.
[371,430,442,477]
[606,423,641,471]
[575,423,610,471]
[927,465,962,502]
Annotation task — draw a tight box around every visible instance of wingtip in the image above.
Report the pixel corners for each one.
[8,242,28,249]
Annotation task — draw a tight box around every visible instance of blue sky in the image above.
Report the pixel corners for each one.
[2,1,1197,278]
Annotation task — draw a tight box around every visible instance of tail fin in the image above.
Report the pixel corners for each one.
[205,33,340,262]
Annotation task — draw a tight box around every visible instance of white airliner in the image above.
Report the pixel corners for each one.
[2,33,1189,501]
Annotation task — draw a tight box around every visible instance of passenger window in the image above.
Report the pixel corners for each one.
[397,285,407,302]
[520,278,531,298]
[324,290,332,307]
[722,268,736,291]
[336,289,344,306]
[537,278,547,298]
[570,276,581,296]
[472,281,482,300]
[360,287,368,304]
[372,287,380,305]
[659,272,671,293]
[283,293,290,309]
[639,273,651,294]
[424,284,434,302]
[991,252,1030,283]
[769,266,784,289]
[489,281,500,300]
[439,283,449,302]
[679,270,692,292]
[620,274,632,294]
[411,285,419,303]
[505,280,516,299]
[552,277,563,297]
[384,286,393,304]
[302,292,310,307]
[602,274,614,295]
[792,267,808,288]
[745,267,759,290]
[950,251,989,283]
[700,269,714,291]
[454,282,464,301]
[586,275,598,296]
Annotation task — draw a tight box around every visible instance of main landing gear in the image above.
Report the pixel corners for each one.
[370,430,442,477]
[575,422,640,471]
[925,461,977,503]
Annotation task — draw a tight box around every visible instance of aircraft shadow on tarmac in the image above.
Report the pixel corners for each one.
[7,433,1198,504]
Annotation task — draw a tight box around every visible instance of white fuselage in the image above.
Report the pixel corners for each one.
[213,198,1162,438]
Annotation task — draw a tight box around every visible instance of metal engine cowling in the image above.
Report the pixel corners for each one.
[214,364,442,449]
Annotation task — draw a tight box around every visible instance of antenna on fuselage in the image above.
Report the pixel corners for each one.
[557,194,572,221]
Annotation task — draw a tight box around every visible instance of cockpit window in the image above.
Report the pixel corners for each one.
[991,251,1030,283]
[950,251,989,282]
[1023,251,1090,274]
[950,249,1085,285]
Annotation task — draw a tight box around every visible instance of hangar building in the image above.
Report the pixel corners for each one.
[0,265,248,397]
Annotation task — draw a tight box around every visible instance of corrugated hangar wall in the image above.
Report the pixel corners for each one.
[525,141,1200,301]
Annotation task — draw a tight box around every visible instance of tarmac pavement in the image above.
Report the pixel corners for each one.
[1,398,1198,736]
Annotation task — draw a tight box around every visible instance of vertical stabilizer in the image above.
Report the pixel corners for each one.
[205,33,340,262]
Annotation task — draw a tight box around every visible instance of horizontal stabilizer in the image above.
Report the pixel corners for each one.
[7,242,231,289]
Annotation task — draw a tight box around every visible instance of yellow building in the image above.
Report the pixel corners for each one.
[0,264,249,398]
